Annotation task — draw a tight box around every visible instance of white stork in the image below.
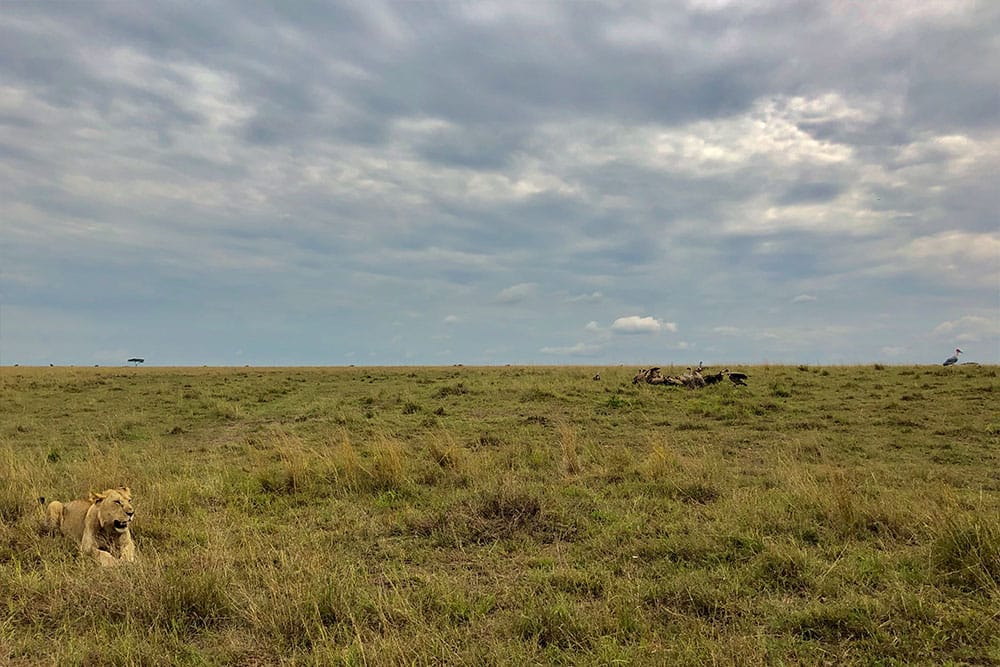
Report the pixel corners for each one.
[942,349,962,366]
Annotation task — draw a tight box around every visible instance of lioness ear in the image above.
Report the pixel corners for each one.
[91,491,107,503]
[119,486,132,500]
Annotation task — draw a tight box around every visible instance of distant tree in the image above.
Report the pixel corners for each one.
[127,358,145,367]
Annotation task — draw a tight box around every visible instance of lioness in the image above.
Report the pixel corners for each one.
[43,487,137,566]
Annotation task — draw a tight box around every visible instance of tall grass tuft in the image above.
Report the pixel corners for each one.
[638,440,678,480]
[600,445,636,483]
[424,429,470,486]
[147,561,233,633]
[0,475,32,526]
[640,442,724,504]
[643,571,732,621]
[329,431,364,493]
[752,541,814,593]
[368,433,408,492]
[426,430,459,469]
[254,428,329,495]
[79,433,137,492]
[558,422,581,476]
[782,597,882,642]
[0,443,52,527]
[515,598,593,649]
[931,512,1000,593]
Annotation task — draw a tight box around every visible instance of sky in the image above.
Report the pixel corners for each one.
[1,0,998,367]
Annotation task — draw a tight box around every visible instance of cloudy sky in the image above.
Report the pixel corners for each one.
[2,1,998,366]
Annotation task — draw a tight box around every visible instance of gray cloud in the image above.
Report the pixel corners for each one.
[1,1,997,365]
[495,283,537,304]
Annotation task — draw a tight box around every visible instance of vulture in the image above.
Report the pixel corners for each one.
[633,368,664,384]
[725,369,749,386]
[703,370,725,385]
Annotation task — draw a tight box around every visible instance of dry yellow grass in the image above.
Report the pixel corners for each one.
[1,364,998,664]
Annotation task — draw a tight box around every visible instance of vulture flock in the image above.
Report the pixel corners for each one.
[632,364,749,389]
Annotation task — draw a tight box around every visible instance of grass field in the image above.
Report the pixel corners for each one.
[1,364,998,665]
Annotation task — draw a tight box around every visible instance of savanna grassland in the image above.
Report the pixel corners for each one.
[1,364,998,666]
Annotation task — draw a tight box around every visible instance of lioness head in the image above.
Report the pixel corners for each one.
[91,487,134,533]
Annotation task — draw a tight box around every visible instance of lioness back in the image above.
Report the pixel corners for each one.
[55,499,94,544]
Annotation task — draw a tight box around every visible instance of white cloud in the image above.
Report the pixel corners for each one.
[568,291,604,303]
[580,94,859,180]
[382,246,496,270]
[895,231,1000,288]
[827,0,980,33]
[880,346,906,357]
[540,342,603,356]
[903,231,1000,264]
[443,315,460,324]
[611,315,677,334]
[932,315,1000,342]
[496,283,537,304]
[791,294,817,303]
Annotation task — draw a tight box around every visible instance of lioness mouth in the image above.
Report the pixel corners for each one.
[113,520,129,532]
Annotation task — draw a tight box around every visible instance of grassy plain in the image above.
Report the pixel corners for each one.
[1,364,998,665]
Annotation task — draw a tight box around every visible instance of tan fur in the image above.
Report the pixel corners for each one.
[45,487,137,566]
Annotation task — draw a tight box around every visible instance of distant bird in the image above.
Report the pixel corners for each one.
[725,369,749,386]
[942,349,962,366]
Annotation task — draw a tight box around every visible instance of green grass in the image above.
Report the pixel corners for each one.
[1,364,998,665]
